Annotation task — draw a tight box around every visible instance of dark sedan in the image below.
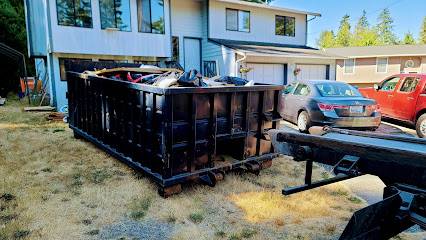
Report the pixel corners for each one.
[281,80,381,132]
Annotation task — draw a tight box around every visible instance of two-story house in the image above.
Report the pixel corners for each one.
[24,0,337,108]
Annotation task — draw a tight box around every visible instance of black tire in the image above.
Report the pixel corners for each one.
[416,113,426,138]
[297,111,311,133]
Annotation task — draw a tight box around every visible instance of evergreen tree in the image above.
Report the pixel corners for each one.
[335,15,352,47]
[351,10,379,46]
[317,31,335,49]
[356,11,378,46]
[420,16,426,44]
[376,8,397,45]
[402,32,416,45]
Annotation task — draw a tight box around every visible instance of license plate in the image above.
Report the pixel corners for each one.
[350,106,363,114]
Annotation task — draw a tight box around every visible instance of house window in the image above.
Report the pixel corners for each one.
[172,36,179,62]
[376,57,388,73]
[99,0,131,31]
[275,16,295,37]
[59,58,91,81]
[138,0,165,34]
[203,61,217,77]
[56,0,93,27]
[226,9,250,32]
[344,59,355,74]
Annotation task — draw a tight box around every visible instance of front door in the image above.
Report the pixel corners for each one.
[184,38,201,72]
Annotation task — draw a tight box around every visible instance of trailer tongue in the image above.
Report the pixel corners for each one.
[269,127,426,240]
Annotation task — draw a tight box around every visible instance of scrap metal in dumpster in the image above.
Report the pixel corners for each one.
[67,65,284,197]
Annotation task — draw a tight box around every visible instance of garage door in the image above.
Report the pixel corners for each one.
[246,63,286,85]
[296,64,327,81]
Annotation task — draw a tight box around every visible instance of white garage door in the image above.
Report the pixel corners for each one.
[296,64,327,81]
[246,63,285,85]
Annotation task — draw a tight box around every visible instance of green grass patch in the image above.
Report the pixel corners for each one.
[347,196,363,204]
[240,228,257,238]
[188,212,204,224]
[129,197,152,220]
[90,168,112,184]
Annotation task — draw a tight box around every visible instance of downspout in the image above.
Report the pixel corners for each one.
[234,51,246,77]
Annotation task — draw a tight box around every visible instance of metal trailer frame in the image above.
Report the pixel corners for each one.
[270,127,426,239]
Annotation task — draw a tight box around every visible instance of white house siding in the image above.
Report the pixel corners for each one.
[422,57,426,73]
[200,0,234,76]
[171,0,204,65]
[208,0,307,46]
[242,56,336,84]
[48,0,171,57]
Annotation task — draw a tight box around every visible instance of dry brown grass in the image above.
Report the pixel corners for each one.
[0,99,424,240]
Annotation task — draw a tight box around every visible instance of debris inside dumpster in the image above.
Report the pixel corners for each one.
[83,67,263,88]
[0,96,5,106]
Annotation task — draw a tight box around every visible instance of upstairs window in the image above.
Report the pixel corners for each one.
[138,0,165,34]
[226,9,250,32]
[56,0,93,27]
[376,57,388,73]
[344,59,355,74]
[275,16,295,37]
[99,0,131,31]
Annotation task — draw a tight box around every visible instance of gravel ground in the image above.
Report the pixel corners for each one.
[98,219,174,240]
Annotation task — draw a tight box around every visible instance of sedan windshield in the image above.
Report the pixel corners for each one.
[315,83,361,97]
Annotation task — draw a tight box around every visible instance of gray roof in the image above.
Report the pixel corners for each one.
[209,38,340,59]
[325,45,426,58]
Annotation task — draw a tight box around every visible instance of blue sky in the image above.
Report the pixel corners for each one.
[271,0,426,47]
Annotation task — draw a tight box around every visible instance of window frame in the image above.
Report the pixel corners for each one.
[172,36,179,62]
[203,61,218,78]
[376,57,388,73]
[293,84,310,96]
[99,0,132,32]
[343,59,355,74]
[275,15,295,37]
[137,0,165,34]
[380,77,400,92]
[56,0,93,28]
[399,77,419,93]
[59,58,93,81]
[226,8,250,33]
[283,82,297,95]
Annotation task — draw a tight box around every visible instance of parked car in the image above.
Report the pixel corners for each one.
[281,80,381,132]
[359,74,426,138]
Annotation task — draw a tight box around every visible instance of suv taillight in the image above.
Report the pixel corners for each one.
[317,103,349,111]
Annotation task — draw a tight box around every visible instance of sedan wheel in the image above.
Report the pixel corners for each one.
[416,114,426,138]
[297,111,310,133]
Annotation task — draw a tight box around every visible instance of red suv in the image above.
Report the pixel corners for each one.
[359,74,426,137]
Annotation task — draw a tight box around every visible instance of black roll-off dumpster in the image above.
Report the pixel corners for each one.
[67,68,283,196]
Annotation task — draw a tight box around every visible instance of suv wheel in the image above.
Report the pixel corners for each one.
[297,111,311,133]
[416,113,426,138]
